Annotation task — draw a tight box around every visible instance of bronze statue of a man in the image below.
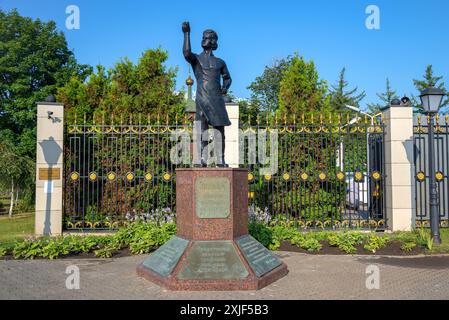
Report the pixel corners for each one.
[182,21,232,167]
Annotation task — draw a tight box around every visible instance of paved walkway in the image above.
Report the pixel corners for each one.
[1,252,449,299]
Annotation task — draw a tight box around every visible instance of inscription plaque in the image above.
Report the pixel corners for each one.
[38,168,61,180]
[195,177,230,218]
[178,241,248,280]
[236,235,282,277]
[142,236,189,277]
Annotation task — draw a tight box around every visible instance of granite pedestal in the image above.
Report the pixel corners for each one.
[137,168,288,290]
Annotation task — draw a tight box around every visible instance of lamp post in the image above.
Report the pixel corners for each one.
[420,87,445,244]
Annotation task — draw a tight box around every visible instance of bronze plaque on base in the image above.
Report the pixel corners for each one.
[236,235,282,277]
[195,177,230,218]
[178,241,248,280]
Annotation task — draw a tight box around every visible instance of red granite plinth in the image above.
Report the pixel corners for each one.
[137,168,288,291]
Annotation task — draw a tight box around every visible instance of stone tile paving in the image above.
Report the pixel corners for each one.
[1,252,448,300]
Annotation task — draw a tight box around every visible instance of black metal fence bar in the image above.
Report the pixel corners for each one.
[414,114,449,228]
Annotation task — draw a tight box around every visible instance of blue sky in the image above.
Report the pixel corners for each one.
[2,0,449,109]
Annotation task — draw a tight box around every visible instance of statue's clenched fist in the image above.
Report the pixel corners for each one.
[182,21,190,33]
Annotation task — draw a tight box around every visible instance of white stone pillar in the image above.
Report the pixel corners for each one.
[225,103,240,168]
[35,99,64,236]
[382,104,414,231]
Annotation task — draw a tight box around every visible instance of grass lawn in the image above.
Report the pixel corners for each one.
[431,228,449,253]
[0,212,34,243]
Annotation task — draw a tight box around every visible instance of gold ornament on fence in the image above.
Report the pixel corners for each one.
[144,173,153,182]
[126,172,135,182]
[318,172,327,181]
[70,172,79,182]
[416,171,425,182]
[371,171,381,181]
[336,172,345,181]
[88,172,97,182]
[107,172,116,182]
[435,171,444,182]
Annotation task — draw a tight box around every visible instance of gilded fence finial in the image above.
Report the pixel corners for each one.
[293,113,296,125]
[74,113,77,126]
[257,113,260,125]
[102,113,105,126]
[166,113,169,126]
[311,113,314,124]
[319,113,323,125]
[445,113,448,125]
[346,113,350,125]
[301,113,305,124]
[147,114,151,125]
[157,113,160,124]
[111,113,114,126]
[130,113,133,125]
[338,113,341,125]
[84,113,87,125]
[283,113,287,125]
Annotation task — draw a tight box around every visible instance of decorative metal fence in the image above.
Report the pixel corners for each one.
[63,113,386,230]
[63,115,192,230]
[241,114,386,230]
[413,114,449,228]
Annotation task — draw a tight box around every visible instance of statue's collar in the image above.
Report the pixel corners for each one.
[201,50,214,57]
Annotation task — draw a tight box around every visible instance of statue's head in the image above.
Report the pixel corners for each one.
[201,29,218,51]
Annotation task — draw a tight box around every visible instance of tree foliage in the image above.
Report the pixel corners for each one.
[0,9,90,207]
[247,56,292,115]
[412,65,448,112]
[58,48,186,124]
[329,67,366,113]
[0,9,91,157]
[278,54,330,118]
[367,78,397,114]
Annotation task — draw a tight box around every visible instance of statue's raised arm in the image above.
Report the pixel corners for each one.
[182,21,196,64]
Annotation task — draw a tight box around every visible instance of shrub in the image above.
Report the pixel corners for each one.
[400,242,416,252]
[13,240,43,259]
[0,247,7,257]
[363,235,389,253]
[94,247,114,258]
[300,238,322,252]
[248,221,274,248]
[40,237,71,259]
[327,232,366,254]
